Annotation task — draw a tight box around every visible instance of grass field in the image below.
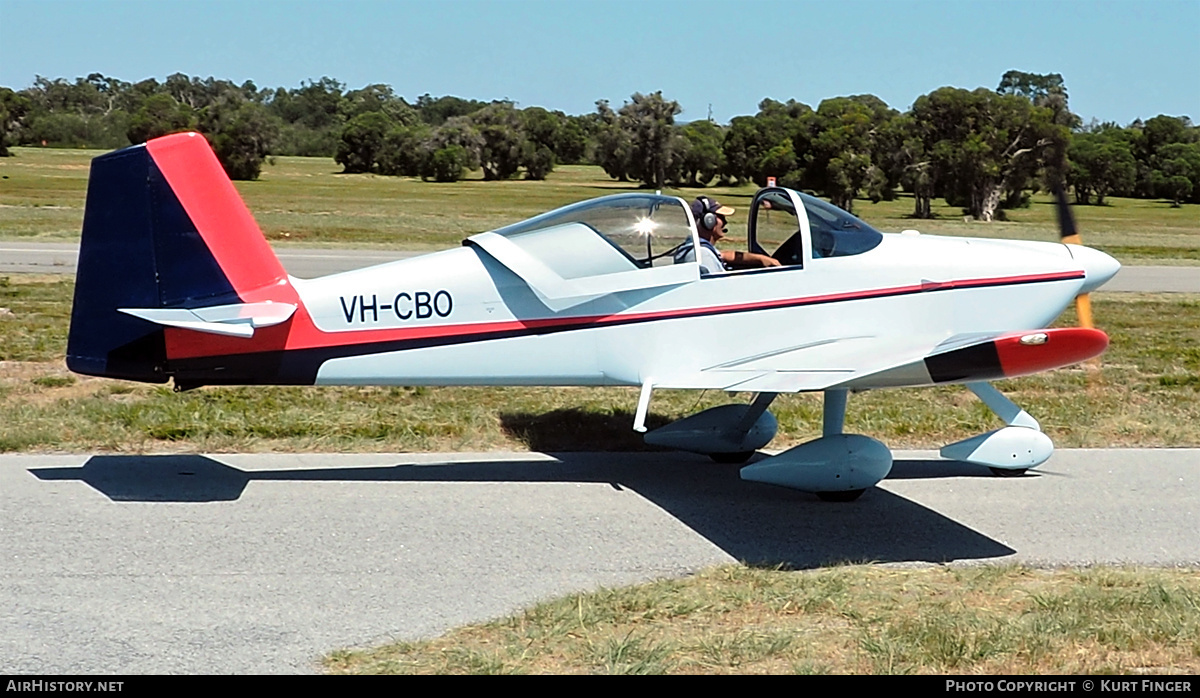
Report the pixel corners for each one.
[1,146,1198,262]
[1,274,1197,453]
[326,564,1200,674]
[3,147,1198,675]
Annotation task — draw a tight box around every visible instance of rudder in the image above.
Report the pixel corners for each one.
[66,132,290,382]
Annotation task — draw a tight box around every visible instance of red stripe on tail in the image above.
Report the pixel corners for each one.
[146,133,289,298]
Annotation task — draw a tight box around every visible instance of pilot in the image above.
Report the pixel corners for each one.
[677,197,781,273]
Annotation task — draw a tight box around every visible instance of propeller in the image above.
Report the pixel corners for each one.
[1053,184,1096,330]
[1053,184,1106,379]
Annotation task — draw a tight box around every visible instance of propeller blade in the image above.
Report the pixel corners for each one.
[1054,185,1099,334]
[1074,293,1095,330]
[1053,185,1082,245]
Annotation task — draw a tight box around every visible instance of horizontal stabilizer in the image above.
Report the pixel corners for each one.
[118,302,297,338]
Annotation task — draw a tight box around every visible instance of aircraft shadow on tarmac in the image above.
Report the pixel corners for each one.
[31,453,1016,569]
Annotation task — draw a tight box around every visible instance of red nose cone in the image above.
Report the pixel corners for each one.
[994,328,1109,378]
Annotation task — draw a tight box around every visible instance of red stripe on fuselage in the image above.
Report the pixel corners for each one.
[994,327,1108,378]
[164,269,1085,361]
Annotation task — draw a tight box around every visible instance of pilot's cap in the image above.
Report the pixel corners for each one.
[692,197,735,221]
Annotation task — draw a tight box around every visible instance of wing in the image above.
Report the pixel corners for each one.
[653,327,1108,392]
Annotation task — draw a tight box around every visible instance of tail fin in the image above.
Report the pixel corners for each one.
[67,132,291,382]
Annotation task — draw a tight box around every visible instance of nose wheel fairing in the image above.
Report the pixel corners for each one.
[939,382,1054,472]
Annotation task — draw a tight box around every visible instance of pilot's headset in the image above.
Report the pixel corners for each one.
[696,197,719,231]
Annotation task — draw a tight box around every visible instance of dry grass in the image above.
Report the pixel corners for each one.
[3,151,1198,675]
[1,274,1198,453]
[325,564,1200,674]
[1,149,1196,453]
[1,147,1197,262]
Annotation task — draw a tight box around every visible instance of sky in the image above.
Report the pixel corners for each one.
[1,0,1197,126]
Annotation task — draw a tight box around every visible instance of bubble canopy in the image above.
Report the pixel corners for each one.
[487,194,695,279]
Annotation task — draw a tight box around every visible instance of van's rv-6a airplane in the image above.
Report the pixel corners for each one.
[67,132,1121,501]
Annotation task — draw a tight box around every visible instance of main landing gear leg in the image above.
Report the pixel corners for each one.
[823,388,848,437]
[814,389,866,501]
[710,392,779,463]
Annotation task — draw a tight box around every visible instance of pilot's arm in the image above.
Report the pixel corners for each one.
[722,249,781,269]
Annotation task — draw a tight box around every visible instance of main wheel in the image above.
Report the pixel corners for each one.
[816,489,866,502]
[989,467,1028,477]
[709,451,755,464]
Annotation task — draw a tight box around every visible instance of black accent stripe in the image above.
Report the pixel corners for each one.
[925,342,1004,383]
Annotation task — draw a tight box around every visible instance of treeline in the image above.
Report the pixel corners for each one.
[1,71,1197,215]
[0,73,594,183]
[588,74,1196,217]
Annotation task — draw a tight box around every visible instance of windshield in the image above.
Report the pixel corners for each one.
[489,194,694,279]
[752,189,883,264]
[797,192,883,258]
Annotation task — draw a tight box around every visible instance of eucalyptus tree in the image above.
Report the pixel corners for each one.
[910,87,1066,221]
[375,123,431,177]
[1068,127,1136,204]
[720,99,810,187]
[592,99,634,182]
[419,115,484,182]
[1151,141,1200,206]
[520,106,562,179]
[268,77,346,156]
[801,95,898,212]
[415,94,488,126]
[995,70,1079,205]
[340,84,418,126]
[335,111,394,173]
[127,93,195,145]
[0,88,31,156]
[199,98,281,180]
[619,91,682,189]
[679,119,724,186]
[1122,115,1198,200]
[552,113,591,165]
[471,102,526,180]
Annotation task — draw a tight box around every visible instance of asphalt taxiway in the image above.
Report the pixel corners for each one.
[1,245,1197,673]
[2,448,1197,674]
